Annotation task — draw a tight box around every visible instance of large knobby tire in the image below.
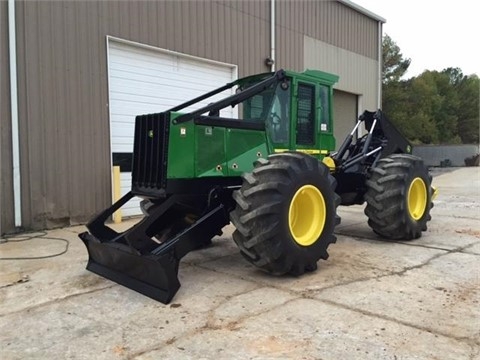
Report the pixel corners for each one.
[364,154,433,240]
[229,152,341,276]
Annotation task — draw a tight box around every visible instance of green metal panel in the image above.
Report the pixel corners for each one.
[225,128,268,176]
[168,121,267,178]
[195,126,228,177]
[167,113,196,179]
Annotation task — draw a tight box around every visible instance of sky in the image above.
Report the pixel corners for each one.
[354,0,479,78]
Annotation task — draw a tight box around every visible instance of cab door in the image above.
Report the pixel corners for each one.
[294,81,319,155]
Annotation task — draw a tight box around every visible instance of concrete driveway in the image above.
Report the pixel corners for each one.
[1,167,479,359]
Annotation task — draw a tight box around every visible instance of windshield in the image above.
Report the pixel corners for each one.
[172,70,289,125]
[235,78,291,143]
[237,81,277,121]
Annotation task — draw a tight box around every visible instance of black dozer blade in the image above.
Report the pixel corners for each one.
[79,191,229,304]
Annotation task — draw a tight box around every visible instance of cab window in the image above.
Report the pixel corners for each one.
[296,84,315,145]
[319,85,330,132]
[268,82,290,143]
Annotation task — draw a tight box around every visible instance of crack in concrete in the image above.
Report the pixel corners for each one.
[297,242,480,347]
[336,213,480,231]
[434,214,480,220]
[0,274,30,289]
[182,250,240,267]
[128,291,301,359]
[0,283,116,318]
[127,285,271,359]
[199,294,300,332]
[335,231,480,254]
[186,243,479,349]
[126,324,197,358]
[130,286,478,360]
[111,328,130,358]
[397,240,480,253]
[309,242,476,295]
[190,241,472,305]
[127,239,480,355]
[469,342,480,360]
[317,297,479,347]
[201,289,301,333]
[335,231,390,244]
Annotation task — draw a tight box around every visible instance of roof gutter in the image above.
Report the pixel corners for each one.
[337,0,386,23]
[8,0,22,228]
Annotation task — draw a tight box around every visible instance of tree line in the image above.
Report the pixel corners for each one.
[382,34,479,144]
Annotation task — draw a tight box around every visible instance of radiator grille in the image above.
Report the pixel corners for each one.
[132,112,169,192]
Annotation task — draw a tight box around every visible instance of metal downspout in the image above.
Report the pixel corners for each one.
[8,0,22,228]
[377,21,383,109]
[270,0,275,71]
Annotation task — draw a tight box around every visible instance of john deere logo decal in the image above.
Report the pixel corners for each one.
[148,130,154,138]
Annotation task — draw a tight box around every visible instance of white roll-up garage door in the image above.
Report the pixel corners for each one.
[107,38,237,216]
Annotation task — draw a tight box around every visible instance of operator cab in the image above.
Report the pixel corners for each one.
[233,69,338,158]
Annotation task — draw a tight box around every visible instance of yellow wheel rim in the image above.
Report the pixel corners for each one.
[288,185,326,246]
[407,177,427,220]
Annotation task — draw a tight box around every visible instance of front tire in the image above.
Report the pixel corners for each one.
[230,152,340,275]
[364,154,433,240]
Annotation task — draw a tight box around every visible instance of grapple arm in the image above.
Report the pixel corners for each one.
[331,109,413,205]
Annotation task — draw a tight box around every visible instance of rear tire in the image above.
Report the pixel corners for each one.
[230,152,340,275]
[364,154,433,240]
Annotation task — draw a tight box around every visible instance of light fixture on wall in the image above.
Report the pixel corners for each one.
[265,57,275,67]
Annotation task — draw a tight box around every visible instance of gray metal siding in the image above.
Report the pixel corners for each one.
[2,0,381,232]
[304,36,379,110]
[97,0,271,77]
[333,90,357,148]
[275,0,303,71]
[10,0,273,230]
[14,1,111,229]
[275,0,379,72]
[1,0,15,233]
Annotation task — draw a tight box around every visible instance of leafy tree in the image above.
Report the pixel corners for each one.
[382,34,411,83]
[407,73,441,143]
[382,35,425,141]
[420,70,459,143]
[456,73,479,143]
[381,35,479,145]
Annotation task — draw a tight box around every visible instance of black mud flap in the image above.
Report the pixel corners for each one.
[79,191,229,304]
